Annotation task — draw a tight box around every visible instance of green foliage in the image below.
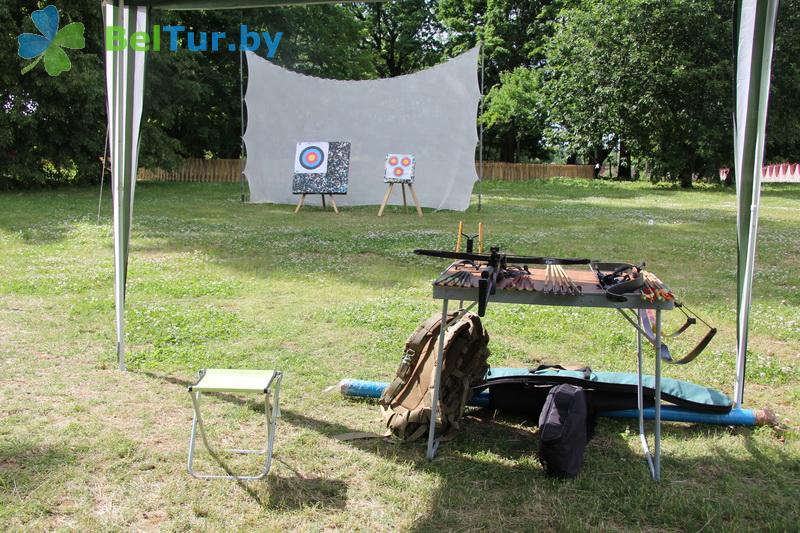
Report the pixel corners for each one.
[350,0,444,77]
[1,0,106,188]
[482,67,548,161]
[767,0,800,162]
[141,5,378,168]
[544,0,732,185]
[439,0,556,161]
[2,1,800,187]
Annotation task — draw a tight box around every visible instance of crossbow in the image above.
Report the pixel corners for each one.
[414,246,591,316]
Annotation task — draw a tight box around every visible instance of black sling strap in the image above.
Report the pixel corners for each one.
[618,305,717,365]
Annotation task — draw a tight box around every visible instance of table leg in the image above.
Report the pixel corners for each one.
[654,308,662,481]
[636,310,655,477]
[427,298,449,460]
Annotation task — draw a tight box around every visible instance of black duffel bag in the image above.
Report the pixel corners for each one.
[538,383,591,478]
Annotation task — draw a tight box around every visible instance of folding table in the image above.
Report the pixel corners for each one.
[425,281,672,481]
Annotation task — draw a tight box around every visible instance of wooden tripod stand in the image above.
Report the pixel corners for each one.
[294,193,339,214]
[377,182,423,217]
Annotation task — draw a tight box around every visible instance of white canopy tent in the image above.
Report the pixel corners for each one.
[103,0,779,409]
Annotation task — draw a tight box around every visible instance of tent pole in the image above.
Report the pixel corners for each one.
[733,0,779,406]
[114,0,127,370]
[239,34,246,204]
[478,41,485,212]
[97,125,109,225]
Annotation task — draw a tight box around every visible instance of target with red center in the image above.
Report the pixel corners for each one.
[384,153,415,183]
[294,142,329,174]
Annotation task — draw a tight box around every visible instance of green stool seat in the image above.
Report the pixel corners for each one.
[190,369,278,393]
[187,368,283,481]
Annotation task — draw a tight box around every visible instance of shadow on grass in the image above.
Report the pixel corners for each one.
[140,371,348,510]
[138,369,799,529]
[266,471,348,510]
[281,407,800,531]
[0,441,76,498]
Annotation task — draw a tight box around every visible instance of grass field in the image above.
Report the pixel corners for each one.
[1,179,798,531]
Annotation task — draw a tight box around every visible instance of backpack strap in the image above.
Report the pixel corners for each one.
[380,313,454,403]
[380,312,490,441]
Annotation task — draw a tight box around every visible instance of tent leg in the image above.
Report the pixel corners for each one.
[733,0,780,407]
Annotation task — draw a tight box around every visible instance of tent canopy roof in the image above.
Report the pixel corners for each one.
[113,0,353,10]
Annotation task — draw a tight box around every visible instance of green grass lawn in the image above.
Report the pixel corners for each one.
[1,179,798,531]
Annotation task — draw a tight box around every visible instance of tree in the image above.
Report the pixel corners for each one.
[1,3,380,186]
[141,5,377,167]
[544,0,732,186]
[350,0,444,78]
[481,67,549,161]
[766,0,800,163]
[1,0,106,188]
[438,0,558,161]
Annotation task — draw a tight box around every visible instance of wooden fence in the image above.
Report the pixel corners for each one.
[138,158,595,182]
[479,161,594,180]
[138,158,243,182]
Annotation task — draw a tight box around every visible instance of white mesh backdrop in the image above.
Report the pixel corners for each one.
[243,47,480,211]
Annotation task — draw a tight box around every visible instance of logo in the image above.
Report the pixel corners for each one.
[106,25,282,56]
[17,5,85,77]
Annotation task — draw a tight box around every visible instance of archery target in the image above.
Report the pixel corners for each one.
[384,153,415,183]
[292,141,350,195]
[294,142,329,174]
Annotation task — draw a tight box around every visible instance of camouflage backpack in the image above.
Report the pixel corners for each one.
[380,312,490,441]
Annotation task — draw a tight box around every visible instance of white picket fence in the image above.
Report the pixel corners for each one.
[719,164,800,183]
[762,163,800,183]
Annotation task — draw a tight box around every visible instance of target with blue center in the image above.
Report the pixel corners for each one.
[294,142,329,174]
[293,141,350,194]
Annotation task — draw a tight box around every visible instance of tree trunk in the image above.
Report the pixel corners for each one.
[617,138,631,180]
[679,172,693,188]
[499,132,516,162]
[587,145,614,166]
